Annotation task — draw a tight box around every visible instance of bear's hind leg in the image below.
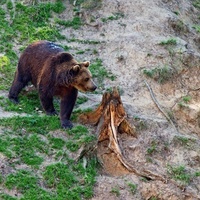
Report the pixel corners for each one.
[8,71,29,103]
[39,93,57,116]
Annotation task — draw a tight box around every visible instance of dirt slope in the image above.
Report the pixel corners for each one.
[0,0,199,199]
[64,0,200,199]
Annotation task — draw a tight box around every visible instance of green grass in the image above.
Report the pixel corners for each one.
[0,90,42,114]
[1,156,98,199]
[76,50,86,54]
[193,0,200,9]
[178,96,192,108]
[174,136,189,145]
[76,96,88,105]
[5,170,38,191]
[49,136,66,150]
[56,16,83,29]
[127,182,137,194]
[0,135,13,158]
[0,55,15,90]
[149,197,158,200]
[101,12,124,23]
[159,38,177,45]
[110,186,120,197]
[66,125,96,152]
[0,116,98,199]
[66,38,102,44]
[0,2,66,47]
[90,58,115,87]
[43,162,78,188]
[0,1,66,90]
[173,135,196,147]
[182,96,191,103]
[0,115,61,134]
[143,65,174,83]
[195,171,200,177]
[12,134,46,166]
[0,117,95,158]
[167,165,191,184]
[43,158,97,199]
[193,25,200,33]
[0,133,47,165]
[147,141,157,155]
[0,90,89,115]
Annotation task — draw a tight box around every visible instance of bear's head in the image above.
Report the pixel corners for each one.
[54,53,97,92]
[71,61,97,92]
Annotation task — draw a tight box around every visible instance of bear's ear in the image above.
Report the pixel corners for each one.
[83,61,90,68]
[53,52,73,64]
[72,65,80,73]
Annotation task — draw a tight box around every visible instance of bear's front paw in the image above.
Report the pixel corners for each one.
[61,120,73,129]
[8,96,19,104]
[46,110,58,116]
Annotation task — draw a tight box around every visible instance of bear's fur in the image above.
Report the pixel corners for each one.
[8,40,97,128]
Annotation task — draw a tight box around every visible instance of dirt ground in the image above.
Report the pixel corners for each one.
[71,0,200,199]
[0,0,200,199]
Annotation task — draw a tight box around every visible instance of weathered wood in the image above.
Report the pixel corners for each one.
[79,88,165,181]
[79,87,137,169]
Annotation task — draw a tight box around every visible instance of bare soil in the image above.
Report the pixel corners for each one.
[72,0,200,199]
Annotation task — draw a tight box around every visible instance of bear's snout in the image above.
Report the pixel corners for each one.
[91,84,97,91]
[88,80,97,92]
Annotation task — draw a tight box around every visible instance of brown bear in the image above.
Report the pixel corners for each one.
[8,40,97,128]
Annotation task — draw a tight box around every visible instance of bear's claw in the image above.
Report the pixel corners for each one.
[61,120,73,129]
[8,96,19,104]
[46,110,58,116]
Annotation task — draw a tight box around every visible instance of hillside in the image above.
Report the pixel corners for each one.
[0,0,200,199]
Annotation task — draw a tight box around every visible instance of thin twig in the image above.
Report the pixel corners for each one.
[144,80,177,131]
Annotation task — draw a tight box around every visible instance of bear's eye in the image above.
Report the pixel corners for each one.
[85,78,89,82]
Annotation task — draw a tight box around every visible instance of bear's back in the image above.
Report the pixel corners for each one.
[18,41,64,86]
[20,40,64,65]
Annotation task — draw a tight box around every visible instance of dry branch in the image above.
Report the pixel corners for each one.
[144,80,177,131]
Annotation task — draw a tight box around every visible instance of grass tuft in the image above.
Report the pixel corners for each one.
[159,38,177,45]
[66,125,96,152]
[167,165,191,184]
[143,65,174,83]
[0,115,60,134]
[56,17,83,29]
[89,58,115,88]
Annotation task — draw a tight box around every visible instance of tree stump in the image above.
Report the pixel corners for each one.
[79,88,166,180]
[79,87,137,173]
